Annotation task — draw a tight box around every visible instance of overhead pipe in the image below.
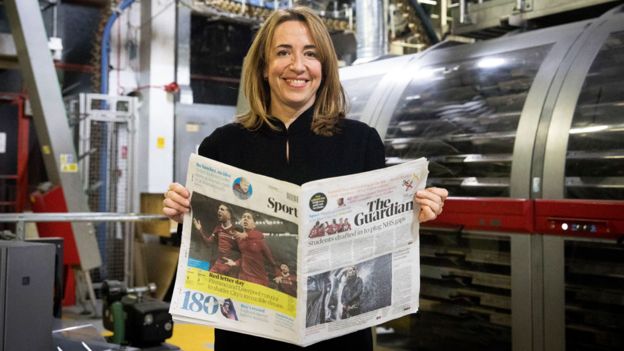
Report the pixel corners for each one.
[460,0,468,23]
[356,0,387,61]
[407,0,439,44]
[101,0,135,95]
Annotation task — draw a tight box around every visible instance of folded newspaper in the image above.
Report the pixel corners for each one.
[170,153,429,346]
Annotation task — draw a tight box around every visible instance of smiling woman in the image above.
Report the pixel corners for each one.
[162,6,448,351]
[264,20,322,124]
[237,6,346,136]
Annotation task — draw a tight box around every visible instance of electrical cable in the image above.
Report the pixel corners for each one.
[406,0,439,44]
[101,0,136,95]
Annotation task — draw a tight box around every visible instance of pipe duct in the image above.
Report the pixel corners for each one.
[356,0,387,61]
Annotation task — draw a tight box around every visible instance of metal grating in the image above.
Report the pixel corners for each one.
[86,120,129,281]
[384,45,552,197]
[66,94,138,283]
[565,240,624,350]
[377,228,512,350]
[565,31,624,200]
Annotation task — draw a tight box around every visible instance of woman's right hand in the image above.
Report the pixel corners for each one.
[163,182,191,223]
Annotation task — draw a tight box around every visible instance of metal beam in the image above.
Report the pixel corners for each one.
[176,2,194,104]
[5,0,101,270]
[138,0,175,193]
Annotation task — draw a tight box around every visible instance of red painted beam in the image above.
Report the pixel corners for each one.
[425,197,534,233]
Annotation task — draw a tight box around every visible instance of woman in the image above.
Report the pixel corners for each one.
[163,6,447,350]
[226,211,279,286]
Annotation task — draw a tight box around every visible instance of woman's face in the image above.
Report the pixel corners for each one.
[264,20,322,118]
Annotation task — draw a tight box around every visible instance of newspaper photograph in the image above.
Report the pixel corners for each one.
[169,153,428,346]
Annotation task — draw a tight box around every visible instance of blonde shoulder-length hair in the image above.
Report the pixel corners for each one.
[236,6,346,136]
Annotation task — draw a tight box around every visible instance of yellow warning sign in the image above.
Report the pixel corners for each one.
[60,153,78,173]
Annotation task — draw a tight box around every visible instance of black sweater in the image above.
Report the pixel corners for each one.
[198,107,385,351]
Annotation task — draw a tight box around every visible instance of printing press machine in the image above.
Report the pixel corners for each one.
[340,5,624,351]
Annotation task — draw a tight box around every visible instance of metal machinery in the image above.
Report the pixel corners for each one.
[449,0,622,39]
[0,94,27,216]
[0,241,55,351]
[65,94,139,284]
[340,5,624,351]
[101,280,174,348]
[174,104,237,184]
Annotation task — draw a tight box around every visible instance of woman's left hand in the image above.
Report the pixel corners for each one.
[414,187,449,223]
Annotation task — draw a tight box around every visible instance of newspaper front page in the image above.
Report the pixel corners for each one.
[170,154,428,346]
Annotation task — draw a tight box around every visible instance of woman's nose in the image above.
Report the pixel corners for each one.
[289,53,305,72]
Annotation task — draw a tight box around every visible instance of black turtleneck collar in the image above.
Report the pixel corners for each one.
[264,106,314,135]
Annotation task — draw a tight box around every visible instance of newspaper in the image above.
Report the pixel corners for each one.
[170,153,429,346]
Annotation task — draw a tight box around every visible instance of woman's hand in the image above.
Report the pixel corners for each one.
[414,187,448,223]
[162,182,191,223]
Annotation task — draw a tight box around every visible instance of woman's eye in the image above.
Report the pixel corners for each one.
[276,50,289,56]
[305,51,318,58]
